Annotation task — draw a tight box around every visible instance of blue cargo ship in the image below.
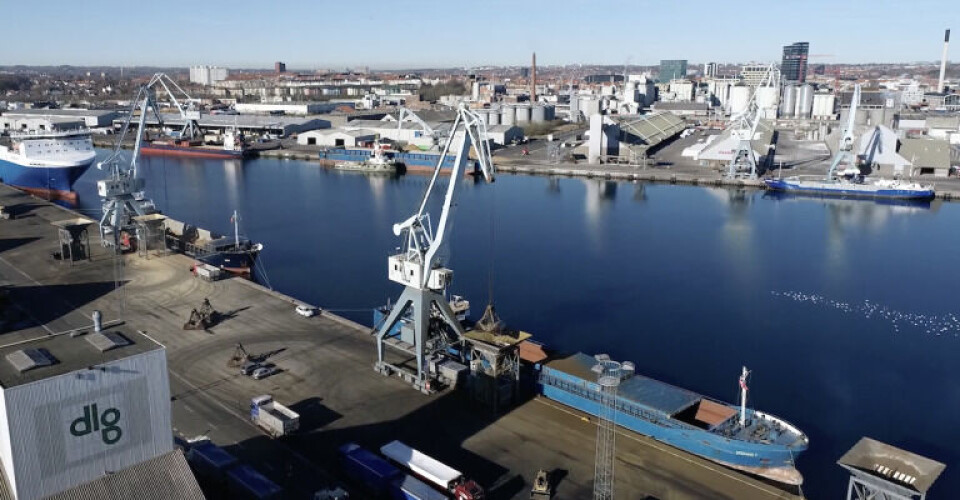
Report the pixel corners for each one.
[538,353,808,485]
[764,176,935,201]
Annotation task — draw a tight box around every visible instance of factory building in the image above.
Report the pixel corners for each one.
[781,42,809,83]
[189,65,228,86]
[650,102,710,117]
[659,60,688,82]
[0,329,175,499]
[667,80,695,102]
[0,109,123,133]
[899,138,952,177]
[740,64,775,87]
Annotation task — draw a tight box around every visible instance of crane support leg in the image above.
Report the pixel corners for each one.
[374,286,466,394]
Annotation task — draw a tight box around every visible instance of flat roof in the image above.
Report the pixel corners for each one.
[124,113,326,129]
[1,109,120,118]
[0,327,162,389]
[546,353,702,416]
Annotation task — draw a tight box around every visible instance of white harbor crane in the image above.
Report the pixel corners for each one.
[146,72,203,140]
[96,79,164,247]
[726,63,778,179]
[826,84,862,179]
[374,104,495,393]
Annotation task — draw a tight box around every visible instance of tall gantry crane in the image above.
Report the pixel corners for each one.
[148,73,202,140]
[726,63,778,179]
[97,78,164,247]
[374,104,495,393]
[826,84,862,179]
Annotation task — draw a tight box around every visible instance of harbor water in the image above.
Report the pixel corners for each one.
[74,152,960,498]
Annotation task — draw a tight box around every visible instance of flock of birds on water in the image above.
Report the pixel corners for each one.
[770,291,960,337]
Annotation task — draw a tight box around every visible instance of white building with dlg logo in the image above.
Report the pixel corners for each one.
[0,329,172,500]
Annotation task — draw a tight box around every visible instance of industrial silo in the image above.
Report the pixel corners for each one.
[812,93,836,119]
[569,97,581,122]
[516,104,532,123]
[475,109,490,125]
[544,104,556,121]
[531,104,546,122]
[780,85,797,118]
[501,105,516,126]
[755,86,779,113]
[796,84,814,118]
[728,86,751,116]
[487,107,501,126]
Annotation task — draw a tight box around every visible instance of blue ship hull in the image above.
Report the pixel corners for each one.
[538,355,807,478]
[0,157,93,193]
[765,178,935,200]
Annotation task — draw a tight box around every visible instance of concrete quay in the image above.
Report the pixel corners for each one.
[0,182,803,499]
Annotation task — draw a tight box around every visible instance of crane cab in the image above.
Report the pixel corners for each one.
[389,254,453,291]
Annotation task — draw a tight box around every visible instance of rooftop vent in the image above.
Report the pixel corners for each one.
[6,348,58,373]
[86,332,132,352]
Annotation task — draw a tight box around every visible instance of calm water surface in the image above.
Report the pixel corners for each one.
[74,152,960,498]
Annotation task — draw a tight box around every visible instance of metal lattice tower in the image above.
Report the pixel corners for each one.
[592,355,621,500]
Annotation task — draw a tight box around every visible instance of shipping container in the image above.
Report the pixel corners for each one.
[339,442,403,497]
[226,464,283,500]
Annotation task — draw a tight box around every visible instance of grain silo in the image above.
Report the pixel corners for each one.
[780,85,797,118]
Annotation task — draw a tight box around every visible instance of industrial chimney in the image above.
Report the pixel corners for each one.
[939,29,950,93]
[531,52,537,104]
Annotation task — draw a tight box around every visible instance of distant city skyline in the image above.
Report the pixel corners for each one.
[1,0,953,69]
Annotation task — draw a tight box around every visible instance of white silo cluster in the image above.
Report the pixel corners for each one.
[779,84,817,119]
[475,104,556,127]
[811,92,837,119]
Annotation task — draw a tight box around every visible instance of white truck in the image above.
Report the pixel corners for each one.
[250,395,299,437]
[380,440,485,500]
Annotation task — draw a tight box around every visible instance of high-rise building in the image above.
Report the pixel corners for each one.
[781,42,809,83]
[275,61,286,73]
[189,65,228,85]
[659,60,687,82]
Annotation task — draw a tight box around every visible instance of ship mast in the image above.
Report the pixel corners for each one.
[232,210,240,248]
[739,366,750,427]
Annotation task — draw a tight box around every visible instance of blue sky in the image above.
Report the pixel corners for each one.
[2,0,955,68]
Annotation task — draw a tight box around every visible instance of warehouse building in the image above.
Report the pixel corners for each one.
[899,138,952,177]
[0,328,175,500]
[0,110,123,133]
[697,119,777,169]
[234,101,353,115]
[121,113,329,138]
[297,129,376,147]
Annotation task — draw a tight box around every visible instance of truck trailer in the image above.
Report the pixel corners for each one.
[339,443,446,500]
[380,440,484,500]
[250,394,300,437]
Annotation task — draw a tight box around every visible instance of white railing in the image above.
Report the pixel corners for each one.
[10,128,93,140]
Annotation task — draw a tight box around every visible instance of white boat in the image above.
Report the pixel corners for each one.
[334,141,397,173]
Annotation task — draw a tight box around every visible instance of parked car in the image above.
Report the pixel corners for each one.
[241,361,261,376]
[253,365,279,380]
[296,304,318,317]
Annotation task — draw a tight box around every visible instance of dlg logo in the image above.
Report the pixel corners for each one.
[70,404,122,445]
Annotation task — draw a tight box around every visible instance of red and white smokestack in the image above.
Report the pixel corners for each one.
[939,29,950,93]
[531,52,537,104]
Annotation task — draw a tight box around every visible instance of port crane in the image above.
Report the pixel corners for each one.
[147,73,203,140]
[826,84,862,179]
[96,77,168,247]
[374,104,495,393]
[726,63,778,179]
